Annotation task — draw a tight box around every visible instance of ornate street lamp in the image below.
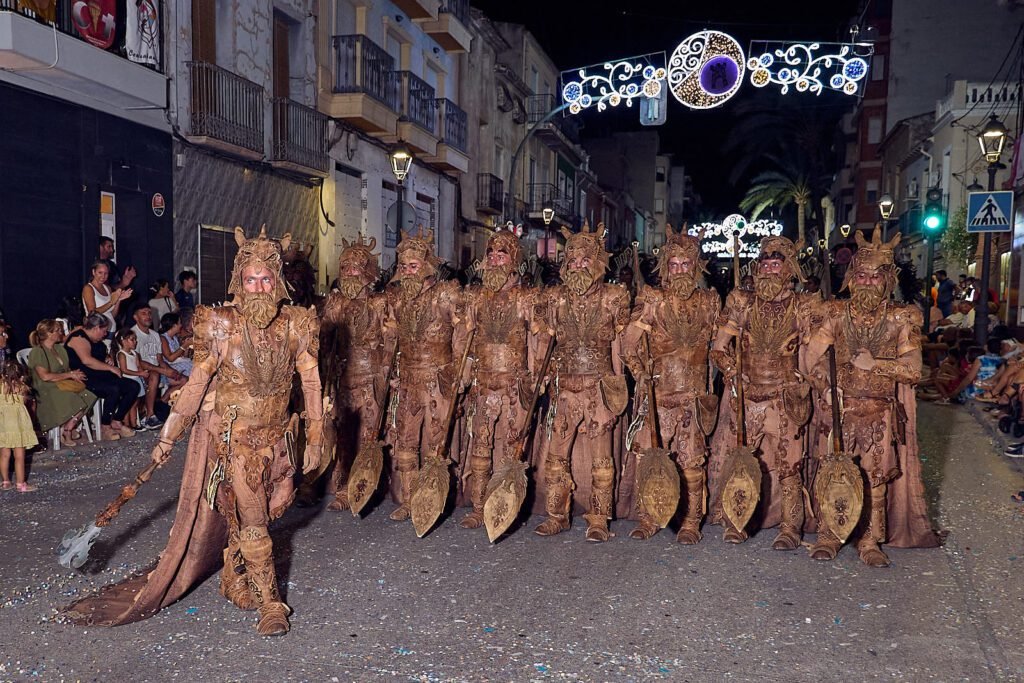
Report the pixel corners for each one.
[839,223,851,238]
[979,114,1008,164]
[390,142,413,182]
[878,193,894,220]
[974,115,1008,344]
[542,203,555,226]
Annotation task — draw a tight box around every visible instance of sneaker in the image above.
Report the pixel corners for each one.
[144,415,164,431]
[1003,444,1024,457]
[935,398,951,405]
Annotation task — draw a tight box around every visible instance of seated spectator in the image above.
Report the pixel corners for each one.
[923,346,969,405]
[65,314,138,441]
[159,313,193,378]
[130,304,183,429]
[175,270,197,312]
[963,300,1001,334]
[147,279,179,321]
[82,261,132,334]
[27,319,98,446]
[112,329,149,432]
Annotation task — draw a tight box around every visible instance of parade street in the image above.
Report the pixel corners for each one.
[0,402,1019,682]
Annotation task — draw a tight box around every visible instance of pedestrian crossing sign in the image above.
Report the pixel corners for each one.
[967,190,1014,233]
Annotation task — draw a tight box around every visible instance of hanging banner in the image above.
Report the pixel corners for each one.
[18,0,58,23]
[126,0,160,67]
[71,0,116,50]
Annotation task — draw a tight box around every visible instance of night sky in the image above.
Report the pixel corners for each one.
[472,0,865,214]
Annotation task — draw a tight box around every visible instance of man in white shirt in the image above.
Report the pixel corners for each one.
[130,304,186,429]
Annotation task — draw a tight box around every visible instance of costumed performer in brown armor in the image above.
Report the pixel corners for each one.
[621,225,720,543]
[459,228,544,529]
[804,227,939,566]
[65,227,323,636]
[386,228,467,521]
[535,221,630,542]
[319,236,393,511]
[709,235,818,549]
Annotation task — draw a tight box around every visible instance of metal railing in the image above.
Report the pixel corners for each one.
[437,98,467,152]
[439,0,469,23]
[271,98,329,172]
[188,61,264,154]
[526,94,559,124]
[397,71,437,134]
[476,174,504,214]
[332,34,399,110]
[1,0,163,71]
[528,183,573,217]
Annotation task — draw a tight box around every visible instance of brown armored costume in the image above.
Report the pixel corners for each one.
[320,237,392,511]
[66,227,324,636]
[710,235,817,549]
[460,230,543,529]
[621,226,720,543]
[386,229,467,521]
[805,227,939,565]
[535,221,630,542]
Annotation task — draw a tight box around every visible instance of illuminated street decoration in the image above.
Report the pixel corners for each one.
[560,31,873,115]
[687,214,784,258]
[560,53,667,114]
[747,41,874,96]
[667,30,746,110]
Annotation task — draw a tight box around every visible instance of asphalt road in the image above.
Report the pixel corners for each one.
[0,402,1022,682]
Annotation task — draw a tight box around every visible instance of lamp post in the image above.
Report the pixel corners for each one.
[542,202,554,261]
[878,193,894,240]
[974,114,1008,345]
[390,142,413,240]
[839,223,852,239]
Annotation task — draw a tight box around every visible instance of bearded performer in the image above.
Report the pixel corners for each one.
[708,235,818,549]
[621,225,720,543]
[459,229,544,529]
[535,221,630,542]
[65,227,323,636]
[804,227,939,566]
[318,236,392,511]
[386,228,467,521]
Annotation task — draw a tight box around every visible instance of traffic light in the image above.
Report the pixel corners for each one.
[923,187,944,232]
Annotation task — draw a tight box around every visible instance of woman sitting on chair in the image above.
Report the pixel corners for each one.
[26,319,98,446]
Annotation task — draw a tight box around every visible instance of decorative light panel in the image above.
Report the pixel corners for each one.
[667,30,746,110]
[746,41,874,96]
[560,53,667,114]
[688,214,784,258]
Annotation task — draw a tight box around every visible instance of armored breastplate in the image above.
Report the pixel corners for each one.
[554,295,614,377]
[397,290,454,368]
[474,293,527,376]
[336,298,376,377]
[215,317,294,423]
[837,308,899,397]
[743,297,800,386]
[651,295,712,392]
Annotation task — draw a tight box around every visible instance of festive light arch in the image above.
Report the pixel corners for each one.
[687,214,785,258]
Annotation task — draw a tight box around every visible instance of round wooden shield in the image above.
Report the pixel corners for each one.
[637,448,680,528]
[347,441,385,517]
[411,458,451,537]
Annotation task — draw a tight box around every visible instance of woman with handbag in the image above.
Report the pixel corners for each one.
[27,319,98,446]
[66,314,137,441]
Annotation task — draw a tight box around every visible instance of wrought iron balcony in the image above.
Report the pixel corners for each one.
[526,94,559,124]
[332,34,399,110]
[476,174,503,215]
[188,61,264,155]
[439,0,469,23]
[270,98,329,174]
[396,71,437,135]
[436,98,467,152]
[528,183,573,217]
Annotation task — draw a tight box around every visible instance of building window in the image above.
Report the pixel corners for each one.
[865,178,879,205]
[655,166,666,183]
[871,54,885,81]
[867,116,883,145]
[655,198,665,213]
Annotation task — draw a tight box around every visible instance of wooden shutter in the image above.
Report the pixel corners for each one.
[192,0,216,63]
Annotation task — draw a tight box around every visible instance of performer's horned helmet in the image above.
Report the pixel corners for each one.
[394,226,442,279]
[338,234,380,282]
[559,219,610,280]
[656,223,707,276]
[842,225,901,297]
[754,234,805,284]
[229,225,291,303]
[485,226,523,268]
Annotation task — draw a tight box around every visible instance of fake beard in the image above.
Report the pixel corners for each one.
[753,272,786,301]
[850,283,887,311]
[665,271,697,298]
[239,292,279,329]
[482,265,513,292]
[394,274,426,300]
[563,268,595,296]
[339,276,366,300]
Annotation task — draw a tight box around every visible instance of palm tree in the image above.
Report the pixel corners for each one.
[739,168,812,244]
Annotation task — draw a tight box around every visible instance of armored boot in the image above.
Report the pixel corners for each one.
[238,526,291,636]
[857,483,890,568]
[628,513,659,540]
[535,471,572,536]
[389,450,417,521]
[676,467,706,545]
[459,453,490,529]
[584,464,615,542]
[809,517,842,561]
[772,474,804,551]
[220,530,257,611]
[326,444,352,511]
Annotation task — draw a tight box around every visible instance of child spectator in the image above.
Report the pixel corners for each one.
[0,323,39,492]
[112,329,148,432]
[159,313,192,378]
[148,279,179,321]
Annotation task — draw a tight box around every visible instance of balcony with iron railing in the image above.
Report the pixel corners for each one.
[1,0,167,109]
[187,61,264,158]
[425,98,468,173]
[324,35,400,134]
[527,183,573,219]
[422,0,471,52]
[526,93,583,158]
[270,98,330,175]
[476,174,504,215]
[394,70,439,154]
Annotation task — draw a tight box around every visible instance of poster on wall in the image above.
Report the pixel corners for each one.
[126,0,160,67]
[71,0,116,49]
[100,191,116,241]
[17,0,57,23]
